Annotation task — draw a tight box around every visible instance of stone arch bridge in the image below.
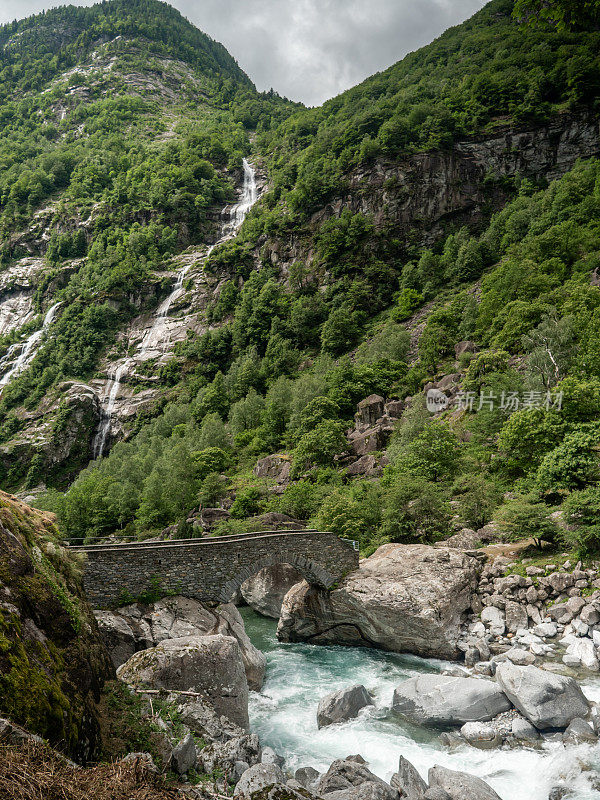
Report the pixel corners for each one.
[72,530,359,609]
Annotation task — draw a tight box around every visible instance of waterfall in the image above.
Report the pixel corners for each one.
[0,302,61,387]
[138,158,258,359]
[94,159,259,458]
[92,360,131,459]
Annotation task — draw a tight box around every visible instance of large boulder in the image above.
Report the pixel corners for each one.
[241,564,304,619]
[277,544,481,659]
[175,695,246,742]
[317,758,396,800]
[428,766,501,800]
[117,634,249,729]
[96,595,265,690]
[317,684,373,728]
[495,662,590,730]
[392,675,511,728]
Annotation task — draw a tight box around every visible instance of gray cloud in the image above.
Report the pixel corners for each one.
[0,0,486,105]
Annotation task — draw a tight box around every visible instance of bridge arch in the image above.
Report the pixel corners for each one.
[73,530,359,609]
[219,552,337,604]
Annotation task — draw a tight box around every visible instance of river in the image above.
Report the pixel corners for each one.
[241,608,600,800]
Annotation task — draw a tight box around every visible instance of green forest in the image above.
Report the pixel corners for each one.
[0,0,599,559]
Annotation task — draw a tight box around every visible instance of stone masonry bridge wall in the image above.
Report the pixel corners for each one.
[72,530,360,609]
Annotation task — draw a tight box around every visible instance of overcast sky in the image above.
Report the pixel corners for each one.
[0,0,487,105]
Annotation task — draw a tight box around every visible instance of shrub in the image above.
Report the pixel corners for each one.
[230,486,265,519]
[380,474,450,543]
[291,420,347,477]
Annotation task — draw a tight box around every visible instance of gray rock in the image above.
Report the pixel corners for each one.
[317,684,373,728]
[504,601,528,634]
[327,785,398,800]
[214,603,267,691]
[317,758,396,800]
[241,564,303,619]
[510,716,539,741]
[235,764,285,798]
[392,675,511,728]
[295,766,320,789]
[176,695,246,743]
[117,634,250,729]
[170,733,197,775]
[563,717,597,743]
[262,746,285,768]
[390,755,427,800]
[428,765,502,800]
[495,662,590,730]
[533,621,557,638]
[459,722,502,750]
[277,544,481,660]
[235,761,251,780]
[506,648,536,666]
[120,752,158,774]
[200,734,262,775]
[423,790,451,800]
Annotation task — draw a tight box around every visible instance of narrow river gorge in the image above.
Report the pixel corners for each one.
[241,609,600,800]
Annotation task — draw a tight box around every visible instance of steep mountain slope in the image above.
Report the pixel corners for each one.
[0,0,295,487]
[1,0,600,559]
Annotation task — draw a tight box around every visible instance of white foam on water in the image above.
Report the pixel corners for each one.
[243,609,600,800]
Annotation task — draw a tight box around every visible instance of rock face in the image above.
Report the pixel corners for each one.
[116,634,250,729]
[241,563,303,619]
[277,544,481,659]
[95,595,266,690]
[392,675,511,728]
[317,684,373,728]
[428,766,501,800]
[0,492,112,761]
[495,662,590,730]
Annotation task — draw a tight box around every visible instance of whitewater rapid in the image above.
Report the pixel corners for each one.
[242,609,600,800]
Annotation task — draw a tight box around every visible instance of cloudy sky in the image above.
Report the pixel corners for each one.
[0,0,487,105]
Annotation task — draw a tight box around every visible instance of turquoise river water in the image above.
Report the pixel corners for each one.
[240,608,600,800]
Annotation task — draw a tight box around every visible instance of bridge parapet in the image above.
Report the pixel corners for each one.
[72,530,359,609]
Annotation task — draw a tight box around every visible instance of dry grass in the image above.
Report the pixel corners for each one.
[0,741,182,800]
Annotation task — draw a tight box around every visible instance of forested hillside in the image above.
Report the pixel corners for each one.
[1,0,600,559]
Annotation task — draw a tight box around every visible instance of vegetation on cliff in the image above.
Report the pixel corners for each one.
[0,491,112,759]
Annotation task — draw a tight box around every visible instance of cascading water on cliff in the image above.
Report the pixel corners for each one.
[93,159,258,458]
[0,302,61,387]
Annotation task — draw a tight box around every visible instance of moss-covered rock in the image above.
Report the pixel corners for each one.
[0,491,113,761]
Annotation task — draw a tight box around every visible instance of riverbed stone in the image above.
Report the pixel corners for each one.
[389,755,427,800]
[317,758,396,800]
[295,767,320,789]
[459,722,502,750]
[200,734,262,775]
[392,675,511,728]
[277,544,481,660]
[317,684,373,728]
[563,717,597,743]
[428,765,502,800]
[235,763,285,798]
[495,662,590,730]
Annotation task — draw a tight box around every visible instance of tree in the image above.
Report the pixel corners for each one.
[523,313,576,389]
[513,0,600,31]
[321,306,363,355]
[562,487,600,555]
[380,475,450,543]
[402,423,461,482]
[536,421,600,496]
[495,498,558,549]
[291,420,347,477]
